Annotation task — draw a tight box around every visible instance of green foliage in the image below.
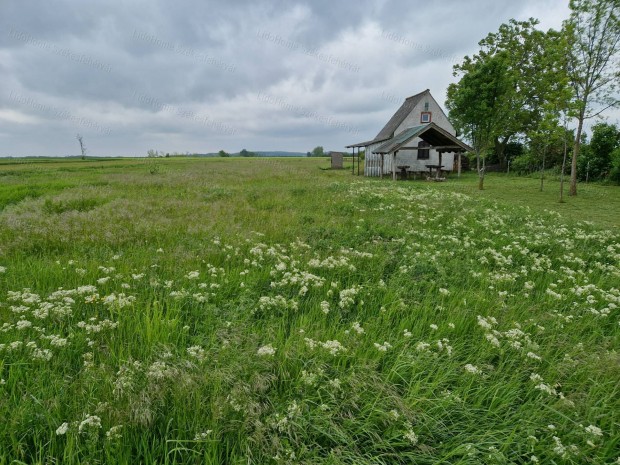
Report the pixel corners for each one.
[447,53,510,183]
[310,146,325,157]
[577,123,620,181]
[448,19,571,172]
[565,0,620,194]
[609,147,620,184]
[218,150,230,157]
[239,149,257,157]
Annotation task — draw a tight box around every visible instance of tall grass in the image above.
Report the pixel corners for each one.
[0,158,618,464]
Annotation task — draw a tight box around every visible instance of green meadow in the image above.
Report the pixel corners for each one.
[0,157,618,464]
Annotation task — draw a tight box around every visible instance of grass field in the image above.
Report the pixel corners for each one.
[0,157,618,464]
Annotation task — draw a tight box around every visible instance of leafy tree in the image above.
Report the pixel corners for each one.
[565,0,620,196]
[447,55,510,189]
[240,149,257,157]
[311,146,325,157]
[451,19,558,170]
[218,150,230,157]
[609,146,620,183]
[577,122,620,180]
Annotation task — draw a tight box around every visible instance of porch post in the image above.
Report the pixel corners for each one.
[458,152,462,178]
[437,151,443,179]
[392,151,397,181]
[380,153,384,179]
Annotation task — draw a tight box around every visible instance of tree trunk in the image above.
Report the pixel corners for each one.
[540,145,546,192]
[559,121,568,203]
[570,107,586,196]
[477,151,485,190]
[494,136,510,171]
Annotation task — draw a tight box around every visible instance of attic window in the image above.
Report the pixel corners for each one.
[421,112,432,123]
[424,102,429,111]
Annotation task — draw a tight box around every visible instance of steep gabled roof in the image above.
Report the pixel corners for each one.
[347,89,429,148]
[373,89,429,142]
[373,122,472,154]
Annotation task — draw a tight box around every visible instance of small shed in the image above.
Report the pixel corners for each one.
[329,151,344,169]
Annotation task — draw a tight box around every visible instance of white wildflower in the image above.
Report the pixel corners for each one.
[463,364,481,375]
[257,344,276,357]
[526,352,542,361]
[79,415,102,433]
[585,425,603,437]
[403,421,418,445]
[194,430,213,440]
[321,340,346,355]
[56,422,69,435]
[374,342,392,352]
[352,322,364,334]
[320,301,330,314]
[187,345,207,361]
[106,425,123,440]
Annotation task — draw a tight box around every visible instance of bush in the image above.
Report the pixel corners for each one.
[608,147,620,185]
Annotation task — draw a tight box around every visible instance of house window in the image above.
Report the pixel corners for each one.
[421,112,432,123]
[417,141,430,160]
[424,102,429,111]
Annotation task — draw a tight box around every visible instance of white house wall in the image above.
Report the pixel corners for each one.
[365,145,455,176]
[395,94,455,136]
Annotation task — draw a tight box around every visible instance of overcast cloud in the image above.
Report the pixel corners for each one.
[3,0,613,157]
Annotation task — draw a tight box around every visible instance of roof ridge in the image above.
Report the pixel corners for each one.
[404,89,429,100]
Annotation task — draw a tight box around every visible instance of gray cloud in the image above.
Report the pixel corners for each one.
[2,0,607,157]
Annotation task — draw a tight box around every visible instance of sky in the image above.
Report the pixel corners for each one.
[1,0,614,157]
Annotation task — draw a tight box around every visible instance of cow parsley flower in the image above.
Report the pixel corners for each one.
[56,422,69,436]
[585,425,603,437]
[463,364,481,374]
[374,342,392,352]
[186,271,200,280]
[257,344,276,356]
[79,415,102,433]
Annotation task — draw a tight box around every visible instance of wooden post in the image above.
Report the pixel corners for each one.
[392,151,397,181]
[357,147,360,176]
[457,152,462,178]
[380,153,384,179]
[437,152,443,180]
[352,147,355,175]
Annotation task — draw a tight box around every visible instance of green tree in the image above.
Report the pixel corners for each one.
[577,122,620,180]
[565,0,620,196]
[240,149,256,157]
[452,19,556,170]
[311,146,325,157]
[447,55,510,189]
[609,146,620,183]
[218,150,230,157]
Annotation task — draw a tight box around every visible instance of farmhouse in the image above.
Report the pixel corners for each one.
[347,89,471,179]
